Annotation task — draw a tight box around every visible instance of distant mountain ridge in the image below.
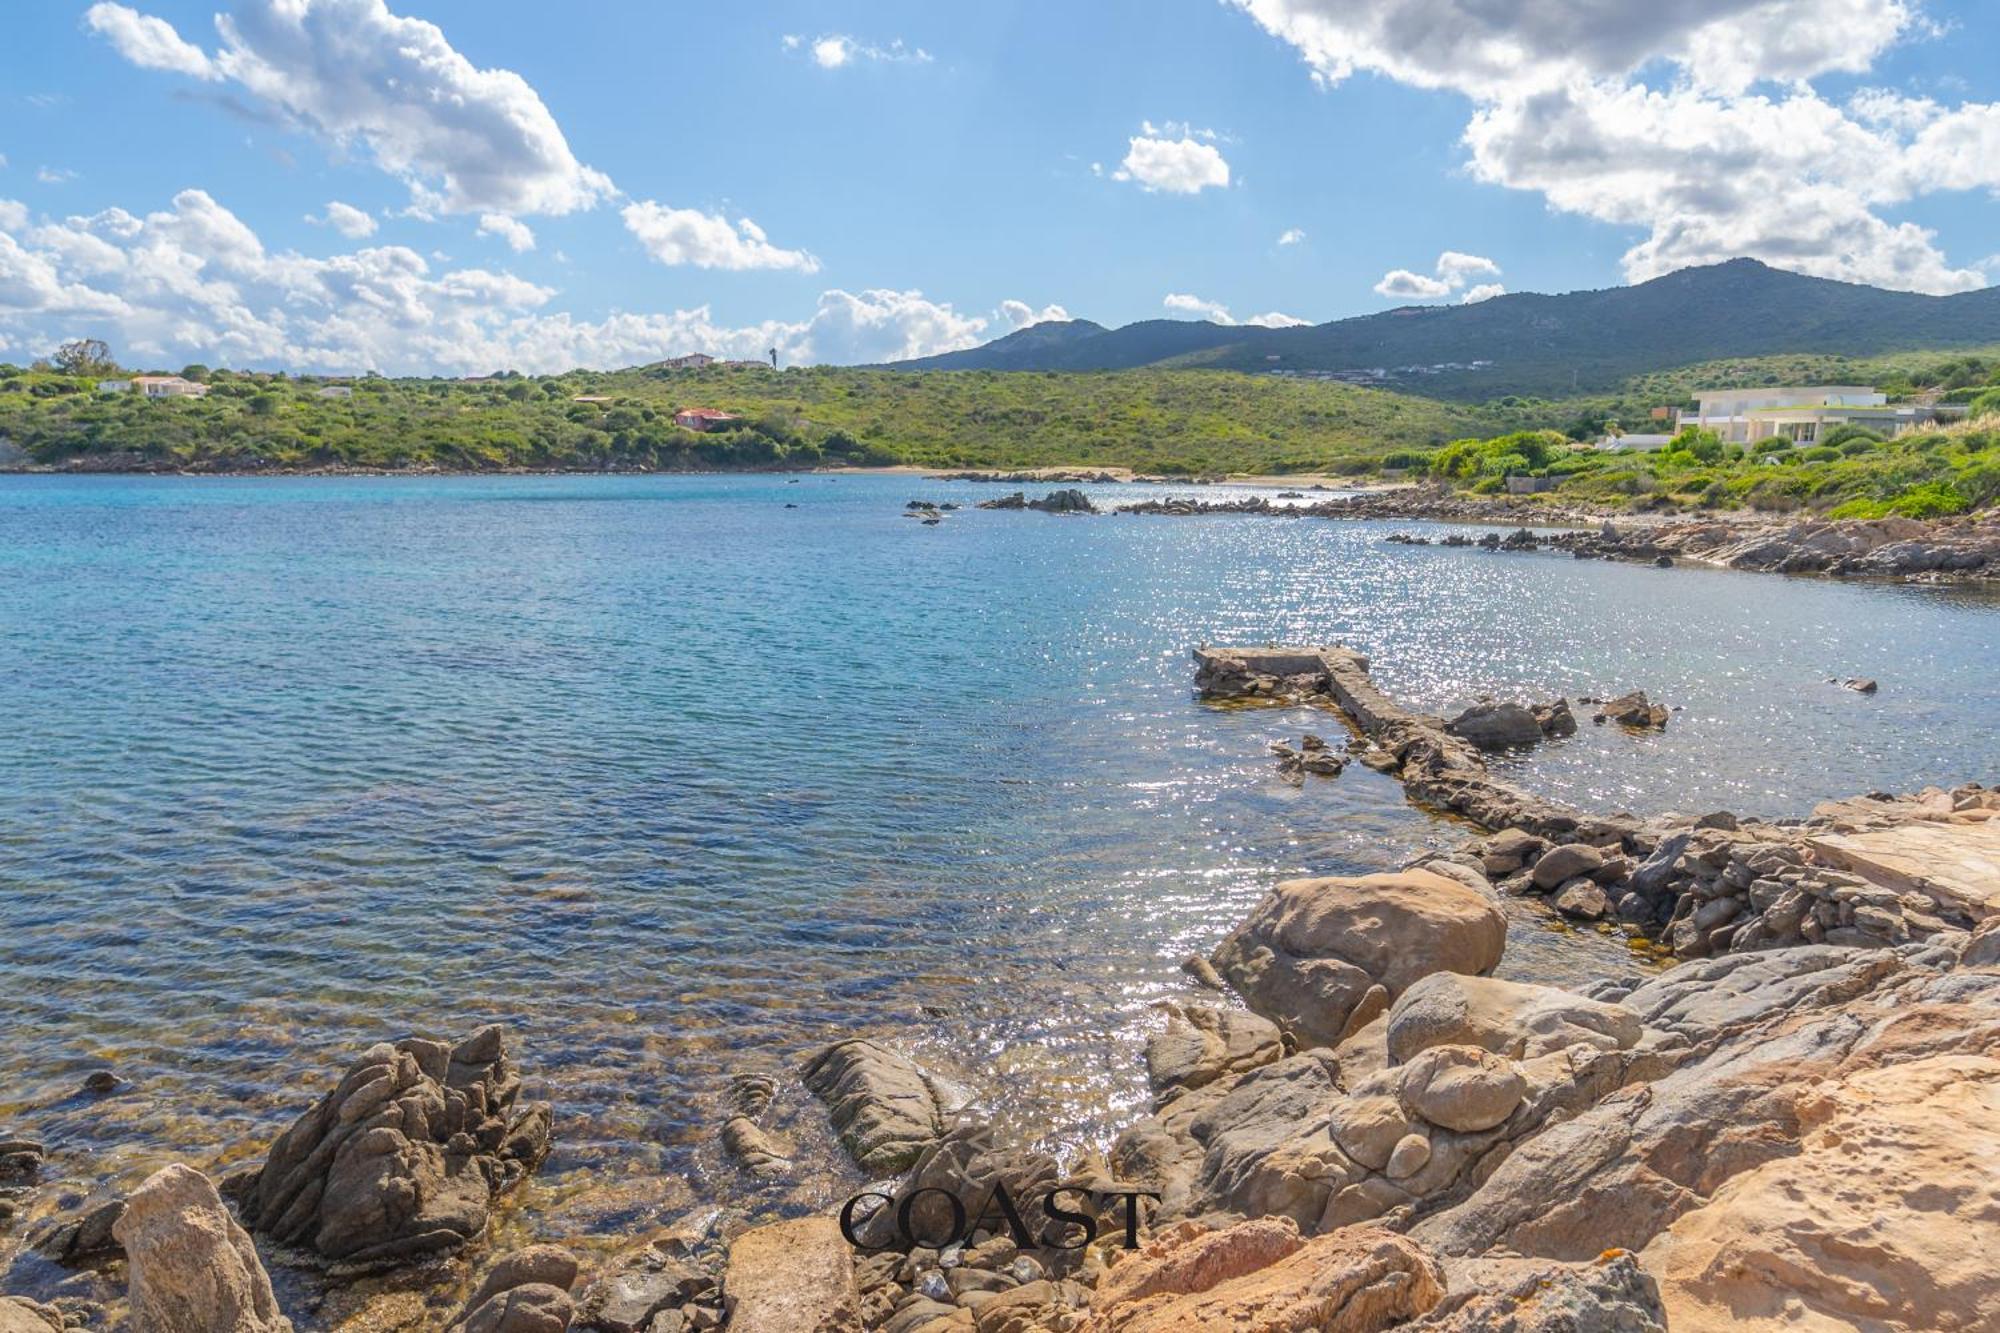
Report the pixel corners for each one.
[892,260,2000,399]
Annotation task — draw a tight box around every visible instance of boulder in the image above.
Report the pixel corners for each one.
[1530,843,1604,890]
[1143,1004,1283,1102]
[1533,699,1578,738]
[1210,870,1507,1049]
[1396,1045,1526,1133]
[451,1246,579,1333]
[801,1039,955,1175]
[1592,691,1669,729]
[1385,973,1643,1063]
[113,1164,293,1333]
[723,1217,861,1333]
[1445,702,1544,750]
[236,1025,551,1266]
[1083,1218,1443,1332]
[1553,880,1611,920]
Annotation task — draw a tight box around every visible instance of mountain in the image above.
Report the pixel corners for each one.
[891,260,2000,399]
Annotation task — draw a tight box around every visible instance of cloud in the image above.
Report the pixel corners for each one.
[998,299,1072,330]
[36,168,78,185]
[86,0,613,218]
[477,213,535,253]
[1372,269,1452,299]
[1277,227,1306,245]
[621,202,818,273]
[0,189,1019,373]
[1163,292,1233,321]
[1163,293,1307,326]
[1374,250,1502,300]
[307,200,376,238]
[1459,282,1505,303]
[1232,0,1996,294]
[84,3,220,80]
[1114,129,1231,194]
[788,33,933,69]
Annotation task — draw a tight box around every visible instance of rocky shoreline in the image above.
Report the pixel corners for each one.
[1112,488,2000,584]
[4,640,1994,1331]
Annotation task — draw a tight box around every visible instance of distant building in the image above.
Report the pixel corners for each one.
[1677,386,1943,444]
[315,385,353,399]
[659,353,716,370]
[571,394,613,404]
[674,408,743,432]
[96,379,132,394]
[131,375,209,399]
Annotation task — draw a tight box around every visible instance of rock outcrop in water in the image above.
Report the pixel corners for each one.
[802,1039,959,1176]
[448,1246,579,1333]
[233,1025,551,1268]
[976,489,1099,514]
[114,1164,293,1333]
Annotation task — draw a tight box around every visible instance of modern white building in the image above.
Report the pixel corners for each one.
[130,375,209,399]
[1675,386,1941,444]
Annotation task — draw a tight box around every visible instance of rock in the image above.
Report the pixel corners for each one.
[1532,699,1577,738]
[113,1164,292,1333]
[1836,677,1879,694]
[29,1196,127,1263]
[1531,843,1605,890]
[854,1123,1063,1253]
[1143,1004,1283,1102]
[578,1269,681,1333]
[236,1025,551,1266]
[1397,1045,1527,1133]
[1385,1134,1432,1181]
[1553,880,1611,920]
[1644,1051,2000,1331]
[1480,828,1543,876]
[0,1299,63,1333]
[1210,869,1507,1049]
[723,1217,861,1333]
[453,1246,580,1333]
[1445,702,1545,750]
[81,1070,121,1095]
[1592,691,1669,729]
[1414,1251,1666,1330]
[1082,1218,1443,1332]
[0,1139,43,1183]
[1028,488,1098,514]
[1385,973,1643,1063]
[720,1073,790,1178]
[801,1039,955,1175]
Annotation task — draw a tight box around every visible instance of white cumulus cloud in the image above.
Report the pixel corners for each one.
[1163,293,1306,326]
[1114,128,1231,194]
[621,202,818,273]
[1375,250,1501,300]
[1231,0,1997,294]
[998,299,1072,330]
[86,0,613,218]
[477,213,536,253]
[1277,227,1306,245]
[1459,282,1506,304]
[788,33,933,69]
[308,200,377,238]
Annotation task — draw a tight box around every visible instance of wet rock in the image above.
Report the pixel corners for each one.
[578,1269,678,1333]
[722,1217,860,1333]
[1553,879,1611,920]
[1591,690,1669,729]
[802,1039,956,1175]
[853,1123,1063,1253]
[1083,1218,1443,1332]
[0,1139,43,1183]
[1532,698,1577,738]
[1396,1045,1526,1133]
[114,1163,293,1333]
[80,1071,120,1096]
[236,1025,552,1267]
[1834,676,1880,694]
[1445,702,1544,750]
[720,1074,791,1178]
[1479,828,1544,876]
[1143,1003,1282,1103]
[1210,869,1507,1050]
[29,1196,127,1264]
[453,1246,579,1333]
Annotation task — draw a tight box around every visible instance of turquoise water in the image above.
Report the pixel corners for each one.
[0,473,1994,1250]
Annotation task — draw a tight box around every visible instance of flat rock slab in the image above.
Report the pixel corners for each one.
[723,1217,860,1333]
[1807,819,2000,921]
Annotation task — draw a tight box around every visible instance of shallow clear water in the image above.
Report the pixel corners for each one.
[0,474,1993,1253]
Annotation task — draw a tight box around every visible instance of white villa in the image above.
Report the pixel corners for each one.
[129,375,210,399]
[1676,386,1939,444]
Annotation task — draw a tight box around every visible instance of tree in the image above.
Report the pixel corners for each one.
[180,364,211,383]
[53,338,119,378]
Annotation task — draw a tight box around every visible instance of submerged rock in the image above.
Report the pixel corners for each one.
[235,1025,552,1267]
[1210,869,1507,1050]
[801,1038,956,1175]
[1591,690,1670,729]
[114,1163,293,1333]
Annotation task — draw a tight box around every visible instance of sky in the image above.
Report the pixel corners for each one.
[1,0,1997,374]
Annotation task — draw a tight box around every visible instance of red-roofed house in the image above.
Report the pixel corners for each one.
[674,408,743,432]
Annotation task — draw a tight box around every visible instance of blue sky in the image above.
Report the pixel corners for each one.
[1,0,1996,373]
